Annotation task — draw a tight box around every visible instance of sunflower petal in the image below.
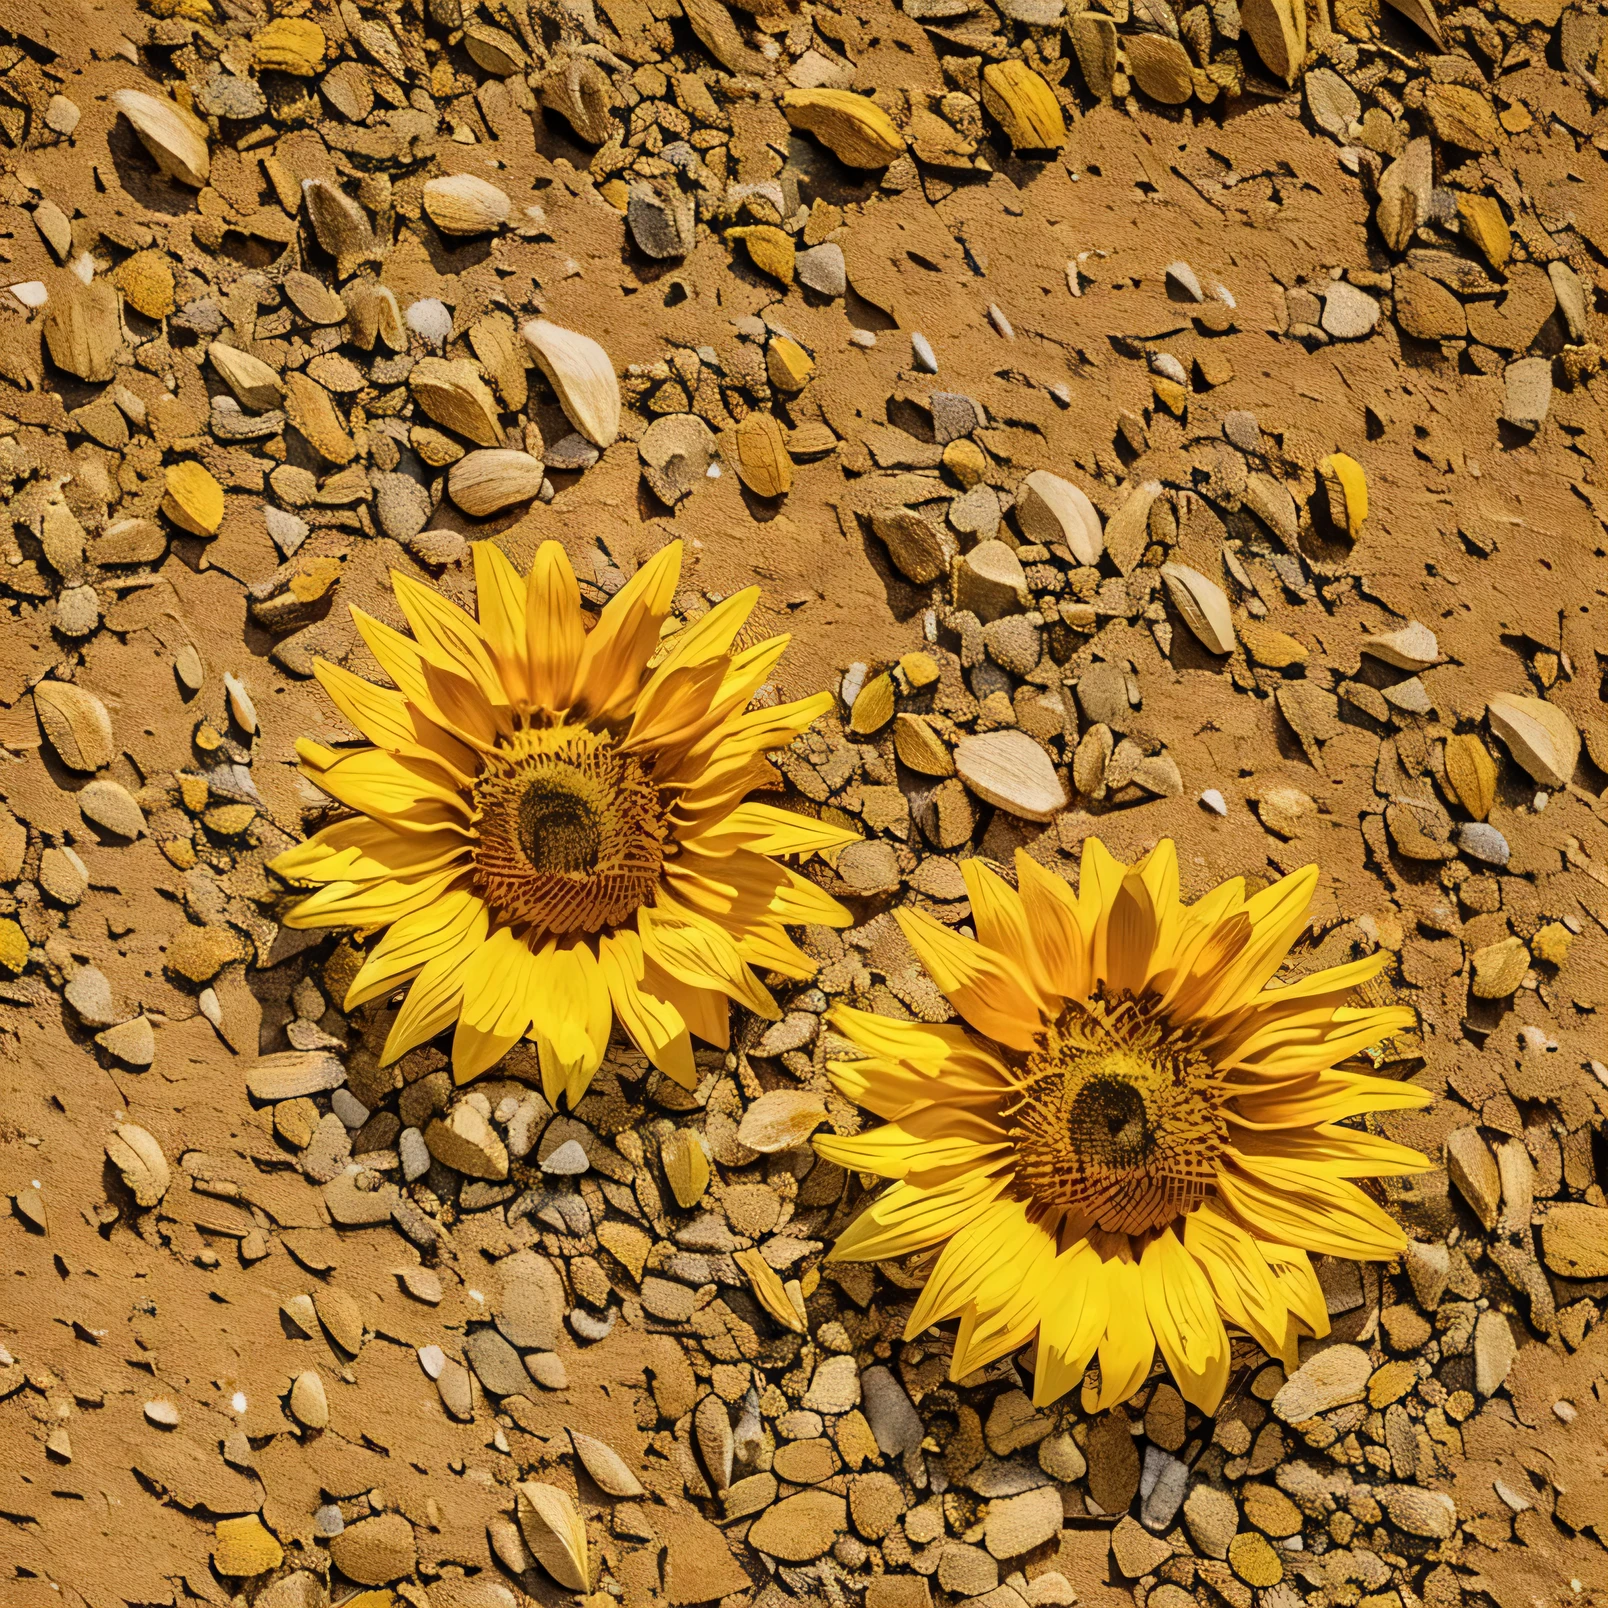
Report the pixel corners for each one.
[827,1170,1008,1264]
[1141,1226,1231,1412]
[346,890,488,1008]
[893,907,1045,1052]
[527,539,585,714]
[472,541,532,706]
[1031,1239,1109,1408]
[1086,1254,1154,1413]
[577,542,682,725]
[1217,1153,1408,1259]
[453,927,538,1081]
[599,929,696,1089]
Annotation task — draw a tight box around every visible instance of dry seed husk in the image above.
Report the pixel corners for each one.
[35,681,114,771]
[468,317,529,412]
[780,88,905,168]
[1486,694,1578,789]
[106,1124,169,1207]
[1319,452,1368,539]
[80,778,145,838]
[289,1369,329,1429]
[409,357,505,448]
[540,56,615,145]
[209,341,284,410]
[282,269,347,325]
[344,279,406,352]
[569,1430,645,1497]
[464,22,528,74]
[516,1482,589,1591]
[1015,469,1103,564]
[44,279,121,383]
[660,1129,710,1208]
[980,61,1066,150]
[1074,722,1114,799]
[1443,733,1497,820]
[162,462,225,536]
[423,173,511,236]
[850,672,895,735]
[1361,621,1438,671]
[284,373,357,463]
[1161,562,1236,655]
[735,1248,807,1333]
[954,729,1068,820]
[448,450,547,516]
[738,1089,829,1152]
[893,713,954,776]
[733,411,792,497]
[1239,0,1302,81]
[521,320,620,448]
[301,178,376,271]
[110,88,210,187]
[253,16,326,74]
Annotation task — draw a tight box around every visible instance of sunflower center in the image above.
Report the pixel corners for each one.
[471,727,666,937]
[1007,994,1226,1235]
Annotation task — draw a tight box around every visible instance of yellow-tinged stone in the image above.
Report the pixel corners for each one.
[194,722,224,751]
[111,249,176,319]
[893,713,954,776]
[1532,921,1573,967]
[780,88,905,168]
[253,16,326,74]
[1498,100,1531,133]
[166,923,247,983]
[162,462,224,536]
[733,412,792,498]
[213,1515,284,1576]
[851,672,895,735]
[1228,1530,1284,1588]
[1151,375,1187,415]
[899,651,940,689]
[203,803,257,836]
[943,437,986,487]
[161,837,199,869]
[1368,1360,1417,1407]
[288,555,343,603]
[767,336,814,392]
[0,917,28,972]
[340,1596,395,1608]
[1456,193,1511,274]
[730,225,794,284]
[1239,621,1308,669]
[178,774,210,813]
[599,178,629,212]
[1443,733,1496,820]
[980,60,1066,150]
[1319,452,1367,538]
[1471,935,1529,999]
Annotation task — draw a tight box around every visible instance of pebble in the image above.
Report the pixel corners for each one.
[1321,281,1380,339]
[1474,1308,1516,1395]
[65,966,117,1027]
[314,1504,345,1538]
[145,1399,180,1427]
[374,472,431,542]
[1272,1344,1370,1422]
[1380,1485,1457,1538]
[1458,821,1510,866]
[749,1490,845,1561]
[405,298,452,348]
[1503,356,1552,431]
[329,1513,416,1585]
[540,1138,589,1174]
[464,1328,529,1396]
[1223,410,1261,452]
[911,332,938,372]
[861,1366,924,1457]
[399,1126,431,1181]
[1184,1482,1238,1558]
[1165,260,1202,300]
[1200,788,1228,815]
[97,1015,155,1067]
[796,242,846,297]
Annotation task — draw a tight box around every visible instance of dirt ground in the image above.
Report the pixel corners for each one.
[2,0,1608,1604]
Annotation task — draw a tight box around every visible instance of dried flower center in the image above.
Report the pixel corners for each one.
[1007,994,1227,1235]
[471,727,666,937]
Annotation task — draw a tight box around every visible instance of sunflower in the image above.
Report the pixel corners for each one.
[817,839,1431,1414]
[269,539,856,1106]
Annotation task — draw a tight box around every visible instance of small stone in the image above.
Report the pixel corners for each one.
[1038,1430,1086,1483]
[861,1367,924,1457]
[374,473,431,542]
[938,1543,998,1596]
[314,1505,345,1538]
[1111,1514,1172,1577]
[1381,1485,1457,1538]
[1393,268,1465,340]
[797,242,846,296]
[65,966,118,1027]
[165,923,247,983]
[953,540,1028,621]
[1503,357,1552,432]
[213,1516,284,1577]
[911,332,938,372]
[1474,1309,1516,1396]
[526,1351,568,1389]
[406,298,453,348]
[1458,822,1509,867]
[748,1489,845,1561]
[541,1138,589,1175]
[145,1398,180,1427]
[464,1328,529,1396]
[289,1368,328,1429]
[1184,1483,1238,1559]
[803,1353,861,1414]
[399,1127,430,1181]
[1228,1531,1284,1587]
[1321,281,1380,339]
[1272,1344,1370,1422]
[329,1513,416,1585]
[954,730,1068,822]
[1471,935,1530,998]
[97,1015,155,1067]
[426,1103,509,1180]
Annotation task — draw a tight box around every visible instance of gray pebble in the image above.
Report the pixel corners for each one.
[463,1327,529,1396]
[544,433,600,471]
[332,1088,370,1129]
[1149,351,1187,386]
[314,1503,345,1538]
[1222,410,1261,452]
[64,966,117,1027]
[860,1365,923,1457]
[911,331,937,373]
[399,1126,431,1182]
[1458,821,1510,867]
[373,471,431,542]
[196,69,266,121]
[1140,1445,1190,1531]
[1321,280,1380,340]
[265,505,309,557]
[929,391,979,444]
[570,1306,616,1342]
[406,297,451,349]
[541,1138,590,1175]
[796,242,846,298]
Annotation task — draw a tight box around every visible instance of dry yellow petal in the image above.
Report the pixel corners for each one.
[735,1248,807,1333]
[893,713,954,776]
[851,672,895,735]
[516,1481,589,1591]
[980,61,1066,150]
[253,16,326,74]
[781,89,905,168]
[733,412,792,498]
[1442,733,1496,820]
[660,1129,710,1208]
[162,462,225,536]
[1319,453,1368,539]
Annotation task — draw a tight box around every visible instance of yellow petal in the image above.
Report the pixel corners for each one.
[527,539,584,714]
[961,858,1055,1004]
[1183,1203,1295,1368]
[893,907,1044,1052]
[273,816,468,886]
[686,800,862,857]
[1232,1124,1431,1179]
[1032,1239,1109,1407]
[826,1170,1007,1264]
[1141,1226,1230,1413]
[391,569,505,709]
[1200,863,1318,1018]
[1085,1253,1154,1413]
[283,867,462,932]
[1229,1067,1433,1129]
[532,940,612,1107]
[1217,1153,1407,1259]
[472,540,532,707]
[1015,851,1092,1002]
[1079,835,1129,986]
[599,929,696,1089]
[453,927,538,1081]
[815,1123,1009,1183]
[640,905,777,1020]
[346,890,489,1008]
[1259,1242,1330,1340]
[576,541,682,726]
[305,748,469,831]
[382,919,486,1063]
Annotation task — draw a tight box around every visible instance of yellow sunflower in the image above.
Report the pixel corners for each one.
[818,839,1431,1414]
[269,539,856,1106]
